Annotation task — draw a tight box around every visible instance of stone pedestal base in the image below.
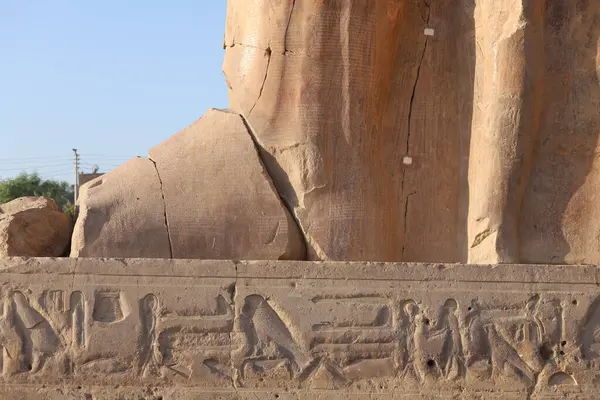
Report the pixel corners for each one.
[0,258,597,398]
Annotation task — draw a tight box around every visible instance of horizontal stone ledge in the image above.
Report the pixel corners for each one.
[0,257,597,398]
[2,257,599,283]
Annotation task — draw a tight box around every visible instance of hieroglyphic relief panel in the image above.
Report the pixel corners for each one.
[0,258,599,398]
[233,262,599,398]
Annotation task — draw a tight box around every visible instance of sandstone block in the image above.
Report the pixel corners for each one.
[70,157,172,258]
[72,109,304,260]
[0,197,72,257]
[224,0,600,265]
[0,257,596,398]
[148,108,305,260]
[223,0,472,262]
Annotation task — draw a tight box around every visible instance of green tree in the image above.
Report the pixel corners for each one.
[0,172,74,212]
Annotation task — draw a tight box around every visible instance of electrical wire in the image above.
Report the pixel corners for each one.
[0,163,73,172]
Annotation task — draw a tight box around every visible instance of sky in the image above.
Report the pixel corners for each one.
[0,1,228,183]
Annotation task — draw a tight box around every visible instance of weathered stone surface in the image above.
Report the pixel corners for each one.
[0,257,598,398]
[223,0,600,265]
[148,108,305,260]
[71,109,304,260]
[70,157,172,258]
[223,0,473,261]
[0,197,72,257]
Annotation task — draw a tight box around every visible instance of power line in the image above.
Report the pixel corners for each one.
[79,165,123,169]
[0,163,73,172]
[0,155,72,162]
[78,154,134,158]
[0,158,71,165]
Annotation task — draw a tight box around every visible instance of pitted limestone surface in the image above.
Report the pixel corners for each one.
[0,258,597,398]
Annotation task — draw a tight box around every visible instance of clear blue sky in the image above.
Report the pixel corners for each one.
[0,1,228,183]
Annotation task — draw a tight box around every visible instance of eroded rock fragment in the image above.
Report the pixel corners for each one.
[71,109,305,260]
[223,0,473,261]
[148,108,305,260]
[0,196,73,257]
[70,157,172,258]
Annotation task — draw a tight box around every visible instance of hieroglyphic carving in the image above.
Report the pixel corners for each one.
[231,291,574,393]
[0,288,576,391]
[138,293,160,377]
[234,294,310,384]
[0,259,600,398]
[413,299,463,382]
[157,291,234,383]
[9,291,63,374]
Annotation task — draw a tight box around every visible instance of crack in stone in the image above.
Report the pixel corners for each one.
[149,157,173,258]
[283,0,296,54]
[229,261,239,395]
[224,41,268,51]
[239,114,308,260]
[407,6,430,158]
[248,46,272,116]
[400,1,431,260]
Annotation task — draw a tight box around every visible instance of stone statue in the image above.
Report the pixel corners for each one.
[72,1,600,265]
[223,0,600,264]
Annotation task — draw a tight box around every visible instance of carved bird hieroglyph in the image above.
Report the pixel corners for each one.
[242,295,310,371]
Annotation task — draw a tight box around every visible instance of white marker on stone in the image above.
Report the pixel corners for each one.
[424,28,435,36]
[403,156,413,165]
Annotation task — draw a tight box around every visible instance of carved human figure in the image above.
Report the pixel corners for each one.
[463,300,492,380]
[395,300,419,379]
[439,299,463,380]
[413,300,464,382]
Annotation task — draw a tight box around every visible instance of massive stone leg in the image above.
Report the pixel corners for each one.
[467,0,545,263]
[224,0,473,261]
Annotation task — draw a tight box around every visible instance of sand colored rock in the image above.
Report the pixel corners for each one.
[0,197,72,257]
[517,2,600,264]
[223,0,600,264]
[70,157,172,258]
[0,257,597,398]
[72,109,304,260]
[223,0,474,261]
[148,108,305,260]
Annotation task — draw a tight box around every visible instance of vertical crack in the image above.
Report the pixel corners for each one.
[248,47,272,116]
[229,261,239,395]
[149,157,174,258]
[400,1,431,260]
[239,114,308,260]
[283,0,296,54]
[406,4,431,158]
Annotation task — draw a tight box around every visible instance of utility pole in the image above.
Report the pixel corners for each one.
[73,148,80,204]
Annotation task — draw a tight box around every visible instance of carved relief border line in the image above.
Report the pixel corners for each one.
[5,258,600,284]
